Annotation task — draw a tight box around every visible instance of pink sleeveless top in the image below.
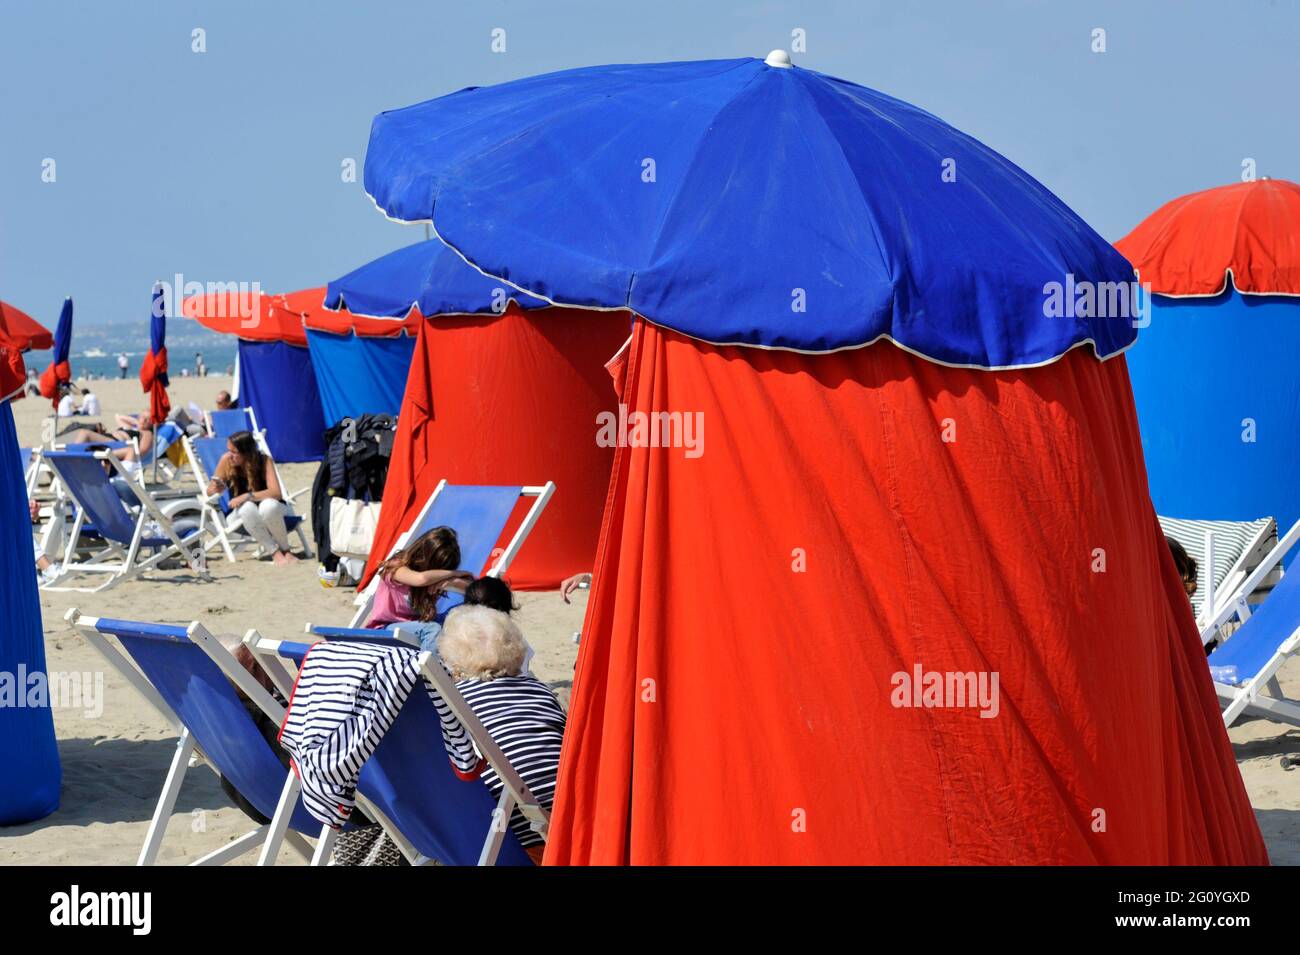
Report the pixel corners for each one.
[367,576,415,628]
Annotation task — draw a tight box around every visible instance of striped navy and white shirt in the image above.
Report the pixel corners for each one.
[456,675,567,847]
[280,642,480,829]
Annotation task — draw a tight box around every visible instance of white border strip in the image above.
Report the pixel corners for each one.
[1133,266,1300,301]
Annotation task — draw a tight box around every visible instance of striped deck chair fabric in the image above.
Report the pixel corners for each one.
[1157,515,1276,619]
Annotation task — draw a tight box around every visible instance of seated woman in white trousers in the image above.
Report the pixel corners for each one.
[206,430,298,565]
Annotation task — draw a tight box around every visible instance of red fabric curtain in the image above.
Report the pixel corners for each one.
[139,348,171,423]
[0,345,25,402]
[0,302,38,401]
[545,318,1267,865]
[0,301,53,352]
[363,304,632,590]
[38,361,70,408]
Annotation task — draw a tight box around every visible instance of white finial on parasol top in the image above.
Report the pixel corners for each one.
[765,49,792,68]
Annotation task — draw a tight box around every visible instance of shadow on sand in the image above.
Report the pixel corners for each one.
[2,735,236,835]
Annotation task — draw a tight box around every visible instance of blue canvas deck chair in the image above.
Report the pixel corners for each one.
[40,450,207,593]
[1208,554,1300,728]
[346,479,555,628]
[65,610,345,865]
[246,628,548,866]
[207,407,259,441]
[182,434,312,562]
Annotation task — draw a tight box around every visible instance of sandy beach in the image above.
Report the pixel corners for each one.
[2,376,1297,864]
[2,376,586,864]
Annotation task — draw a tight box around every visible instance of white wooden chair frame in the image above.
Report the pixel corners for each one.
[66,609,334,866]
[1194,518,1281,643]
[1214,626,1300,729]
[41,452,208,593]
[1201,517,1300,646]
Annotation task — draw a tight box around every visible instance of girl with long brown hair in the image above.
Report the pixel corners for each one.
[366,526,472,631]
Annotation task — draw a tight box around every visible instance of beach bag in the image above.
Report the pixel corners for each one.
[329,498,381,559]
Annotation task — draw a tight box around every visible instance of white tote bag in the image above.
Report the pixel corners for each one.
[329,498,382,559]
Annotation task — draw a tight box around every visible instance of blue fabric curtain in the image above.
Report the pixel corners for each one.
[306,329,416,427]
[0,401,61,824]
[236,340,326,462]
[1128,288,1300,537]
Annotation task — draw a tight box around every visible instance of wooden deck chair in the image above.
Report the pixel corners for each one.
[40,451,207,592]
[65,610,350,865]
[182,434,312,562]
[246,629,547,866]
[347,479,554,628]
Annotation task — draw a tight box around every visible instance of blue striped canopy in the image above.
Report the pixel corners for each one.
[364,56,1136,368]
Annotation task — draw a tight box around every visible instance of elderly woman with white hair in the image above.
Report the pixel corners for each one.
[438,604,567,865]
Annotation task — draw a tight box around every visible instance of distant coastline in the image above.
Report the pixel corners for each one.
[23,318,237,380]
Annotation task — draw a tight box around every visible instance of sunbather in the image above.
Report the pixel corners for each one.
[206,430,298,565]
[29,499,57,586]
[461,576,536,672]
[1166,536,1214,653]
[63,411,156,468]
[437,605,566,865]
[365,526,472,638]
[55,382,79,417]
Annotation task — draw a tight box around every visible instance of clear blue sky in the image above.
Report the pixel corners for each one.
[2,0,1297,326]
